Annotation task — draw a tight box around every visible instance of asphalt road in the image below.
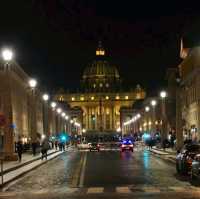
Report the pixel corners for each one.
[2,146,200,199]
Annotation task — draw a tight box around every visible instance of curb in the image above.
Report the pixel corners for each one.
[149,149,176,164]
[0,151,66,188]
[2,150,59,175]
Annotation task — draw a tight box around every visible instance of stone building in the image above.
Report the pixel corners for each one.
[54,42,146,138]
[0,60,67,159]
[178,41,200,142]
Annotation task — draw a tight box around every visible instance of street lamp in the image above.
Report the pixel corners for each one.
[65,115,69,120]
[56,108,62,114]
[42,94,49,138]
[43,94,49,101]
[51,102,57,108]
[150,99,157,134]
[29,79,37,89]
[151,100,157,107]
[61,112,66,117]
[160,91,167,99]
[145,106,150,112]
[1,48,14,157]
[2,48,13,62]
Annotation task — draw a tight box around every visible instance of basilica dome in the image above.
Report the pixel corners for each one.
[83,60,120,80]
[82,42,121,92]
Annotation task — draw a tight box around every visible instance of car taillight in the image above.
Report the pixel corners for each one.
[122,144,125,147]
[129,144,133,147]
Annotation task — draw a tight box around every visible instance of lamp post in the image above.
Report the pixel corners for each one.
[1,48,17,159]
[160,91,167,143]
[151,100,157,135]
[145,106,150,132]
[42,94,49,138]
[28,78,37,144]
[51,102,57,137]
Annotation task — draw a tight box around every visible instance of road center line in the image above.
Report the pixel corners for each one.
[79,152,87,187]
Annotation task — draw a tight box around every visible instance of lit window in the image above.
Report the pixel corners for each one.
[99,83,103,87]
[59,96,64,101]
[91,96,95,100]
[105,96,109,100]
[125,96,129,100]
[116,96,120,100]
[106,83,109,88]
[80,97,84,101]
[106,110,110,115]
[72,97,75,101]
[93,84,96,88]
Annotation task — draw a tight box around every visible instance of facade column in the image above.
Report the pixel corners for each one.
[176,84,183,149]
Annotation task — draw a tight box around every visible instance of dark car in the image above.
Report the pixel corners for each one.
[89,142,100,152]
[191,154,200,180]
[120,139,134,152]
[176,144,200,174]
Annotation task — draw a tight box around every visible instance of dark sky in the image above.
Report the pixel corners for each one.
[0,0,200,94]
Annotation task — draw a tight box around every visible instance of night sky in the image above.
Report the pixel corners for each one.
[0,1,200,95]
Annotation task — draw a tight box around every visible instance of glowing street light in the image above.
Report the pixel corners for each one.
[29,79,37,88]
[151,100,157,107]
[65,115,69,120]
[160,91,167,99]
[43,94,49,101]
[51,102,57,108]
[2,48,13,61]
[145,106,150,112]
[70,119,74,124]
[56,108,62,114]
[61,112,66,117]
[82,128,86,133]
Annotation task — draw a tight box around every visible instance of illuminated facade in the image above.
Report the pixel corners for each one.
[178,42,200,141]
[55,42,146,135]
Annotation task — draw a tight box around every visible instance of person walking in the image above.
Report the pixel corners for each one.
[16,140,23,162]
[41,139,50,160]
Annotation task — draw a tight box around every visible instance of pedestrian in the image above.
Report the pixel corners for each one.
[55,140,58,150]
[32,142,37,156]
[41,139,50,160]
[16,140,23,162]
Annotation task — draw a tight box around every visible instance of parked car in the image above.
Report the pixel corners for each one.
[89,142,100,152]
[176,144,200,174]
[77,141,90,150]
[191,154,200,180]
[120,139,134,152]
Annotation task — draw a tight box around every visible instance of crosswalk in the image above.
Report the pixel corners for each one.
[5,185,200,195]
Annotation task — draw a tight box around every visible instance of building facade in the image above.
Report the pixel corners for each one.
[54,43,146,137]
[0,61,69,159]
[179,44,200,142]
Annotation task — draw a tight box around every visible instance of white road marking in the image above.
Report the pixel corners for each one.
[116,186,131,193]
[79,152,87,187]
[87,187,104,194]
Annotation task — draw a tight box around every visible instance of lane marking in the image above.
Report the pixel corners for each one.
[79,152,87,187]
[116,186,131,194]
[87,187,104,194]
[71,154,84,187]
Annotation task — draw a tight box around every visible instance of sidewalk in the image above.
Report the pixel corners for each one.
[0,148,70,186]
[149,146,176,164]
